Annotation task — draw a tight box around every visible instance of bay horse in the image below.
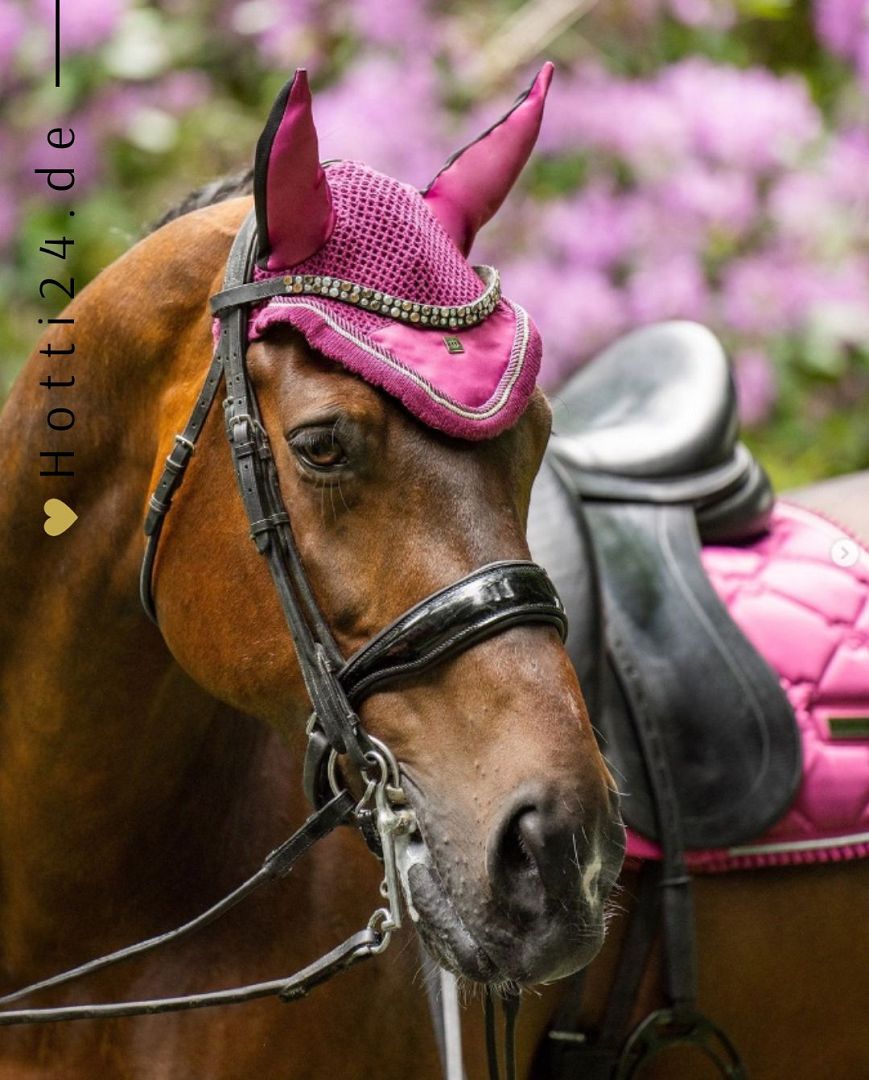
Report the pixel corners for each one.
[0,67,625,1078]
[2,61,867,1079]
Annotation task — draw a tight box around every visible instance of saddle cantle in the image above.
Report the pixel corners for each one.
[529,321,802,850]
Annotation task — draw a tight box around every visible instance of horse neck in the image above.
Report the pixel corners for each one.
[0,199,305,964]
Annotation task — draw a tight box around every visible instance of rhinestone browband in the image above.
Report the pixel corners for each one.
[279,265,501,329]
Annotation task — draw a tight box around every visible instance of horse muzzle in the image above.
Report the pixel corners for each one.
[396,781,625,985]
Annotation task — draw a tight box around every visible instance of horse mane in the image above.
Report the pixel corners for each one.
[150,167,254,233]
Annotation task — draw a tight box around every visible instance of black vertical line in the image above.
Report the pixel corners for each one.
[54,0,60,87]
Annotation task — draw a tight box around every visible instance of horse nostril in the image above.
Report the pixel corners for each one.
[501,806,542,876]
[488,794,585,921]
[488,803,545,920]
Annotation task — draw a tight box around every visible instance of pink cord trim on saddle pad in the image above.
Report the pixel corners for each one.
[626,500,869,874]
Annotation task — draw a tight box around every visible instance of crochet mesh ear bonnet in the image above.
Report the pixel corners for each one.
[247,64,553,440]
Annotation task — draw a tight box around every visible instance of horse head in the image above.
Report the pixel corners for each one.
[145,65,625,988]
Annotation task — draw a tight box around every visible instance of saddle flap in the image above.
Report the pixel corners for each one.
[586,500,801,849]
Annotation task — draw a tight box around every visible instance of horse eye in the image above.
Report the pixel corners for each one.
[289,429,348,471]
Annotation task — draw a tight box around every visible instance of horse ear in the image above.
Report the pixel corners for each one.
[423,63,554,256]
[254,69,336,270]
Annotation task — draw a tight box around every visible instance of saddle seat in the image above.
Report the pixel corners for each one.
[547,321,772,542]
[530,320,801,852]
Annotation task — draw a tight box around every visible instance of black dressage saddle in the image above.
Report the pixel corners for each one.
[529,320,801,851]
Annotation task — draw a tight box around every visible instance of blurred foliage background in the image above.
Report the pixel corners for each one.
[2,0,867,488]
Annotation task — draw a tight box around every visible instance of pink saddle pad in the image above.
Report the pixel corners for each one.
[627,500,869,872]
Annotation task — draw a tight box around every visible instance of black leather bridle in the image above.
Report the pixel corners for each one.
[0,210,567,1080]
[142,209,567,809]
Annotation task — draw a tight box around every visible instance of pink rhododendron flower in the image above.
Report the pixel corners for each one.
[720,253,815,336]
[347,0,433,47]
[0,182,17,251]
[823,129,869,215]
[629,0,737,26]
[660,59,821,172]
[539,185,642,272]
[669,0,736,29]
[36,0,130,52]
[769,172,845,253]
[814,0,869,86]
[314,56,450,185]
[626,254,710,324]
[93,71,212,140]
[733,348,777,426]
[503,257,628,389]
[539,67,689,172]
[0,0,25,69]
[769,131,869,253]
[805,256,869,307]
[538,59,820,178]
[656,165,757,236]
[230,0,324,67]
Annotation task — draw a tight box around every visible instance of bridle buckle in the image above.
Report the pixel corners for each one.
[174,433,196,455]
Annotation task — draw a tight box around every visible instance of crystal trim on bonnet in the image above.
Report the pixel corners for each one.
[278,264,501,329]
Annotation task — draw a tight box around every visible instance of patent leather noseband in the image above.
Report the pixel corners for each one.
[1,210,567,1080]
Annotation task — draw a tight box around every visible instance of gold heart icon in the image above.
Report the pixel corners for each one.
[43,498,78,537]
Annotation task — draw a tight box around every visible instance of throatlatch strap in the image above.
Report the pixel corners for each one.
[139,350,225,622]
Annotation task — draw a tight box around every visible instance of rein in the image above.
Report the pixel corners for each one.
[0,210,569,1080]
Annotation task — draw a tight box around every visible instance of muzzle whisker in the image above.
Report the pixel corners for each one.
[570,833,582,873]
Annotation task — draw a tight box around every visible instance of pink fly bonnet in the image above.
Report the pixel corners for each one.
[246,66,554,440]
